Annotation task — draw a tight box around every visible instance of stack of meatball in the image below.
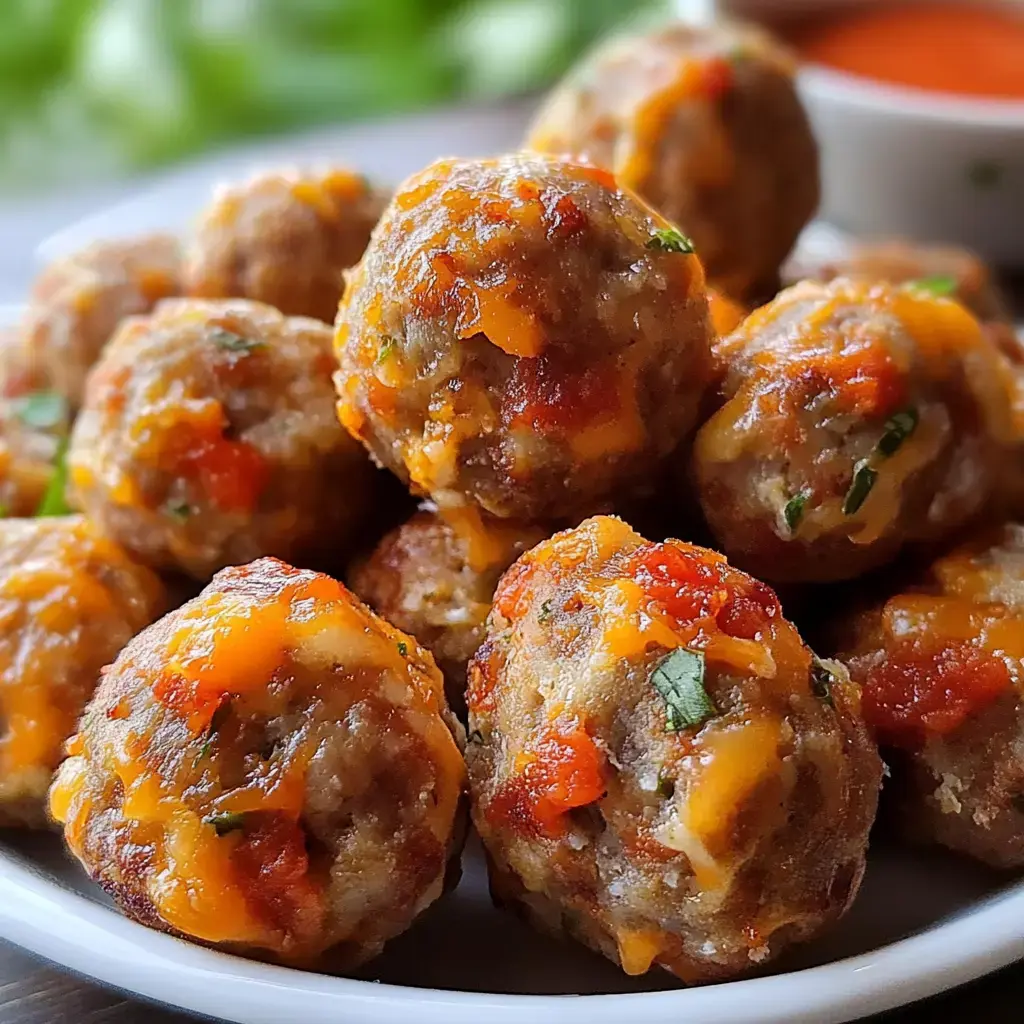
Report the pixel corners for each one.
[0,16,1021,987]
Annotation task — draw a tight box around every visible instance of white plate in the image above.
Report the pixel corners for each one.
[4,102,1024,1024]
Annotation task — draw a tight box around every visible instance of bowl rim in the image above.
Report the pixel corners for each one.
[798,62,1024,127]
[2,847,1023,1024]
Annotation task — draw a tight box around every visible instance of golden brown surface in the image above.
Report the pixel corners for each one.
[349,507,547,714]
[18,235,181,408]
[185,168,388,324]
[835,523,1024,869]
[335,153,713,521]
[526,20,818,302]
[694,278,1018,583]
[49,557,466,963]
[467,515,880,982]
[69,298,374,579]
[782,239,1012,325]
[0,516,164,828]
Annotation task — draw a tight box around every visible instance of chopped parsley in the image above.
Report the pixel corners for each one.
[396,640,408,656]
[909,275,957,298]
[650,648,716,732]
[204,810,249,836]
[538,599,553,623]
[876,409,919,458]
[195,700,232,764]
[842,459,877,515]
[35,436,71,517]
[211,328,263,353]
[376,336,398,364]
[811,656,836,707]
[783,489,810,535]
[646,227,695,254]
[12,390,67,429]
[0,503,7,519]
[166,499,191,522]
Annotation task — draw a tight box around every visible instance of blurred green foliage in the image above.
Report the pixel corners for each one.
[0,0,666,190]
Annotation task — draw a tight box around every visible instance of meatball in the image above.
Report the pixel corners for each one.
[834,524,1024,869]
[49,557,466,963]
[69,298,374,579]
[0,516,163,827]
[525,21,819,302]
[335,154,713,521]
[782,239,1012,326]
[349,507,546,712]
[18,235,181,408]
[467,515,880,982]
[693,278,1018,584]
[185,168,388,324]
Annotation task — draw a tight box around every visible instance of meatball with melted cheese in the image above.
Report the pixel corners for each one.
[17,235,181,408]
[467,516,880,982]
[835,524,1024,869]
[185,169,388,324]
[693,278,1018,584]
[782,239,1012,326]
[0,516,163,827]
[69,298,374,579]
[49,557,466,963]
[525,21,818,303]
[335,154,713,521]
[349,508,546,713]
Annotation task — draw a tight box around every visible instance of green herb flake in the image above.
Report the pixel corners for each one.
[376,336,398,364]
[968,160,1003,190]
[195,699,232,764]
[35,437,71,517]
[810,656,835,707]
[842,459,877,515]
[876,408,918,458]
[0,503,8,519]
[909,275,957,298]
[211,328,263,353]
[538,599,553,623]
[783,489,810,536]
[204,810,249,836]
[646,227,695,255]
[650,647,716,732]
[396,640,408,656]
[12,390,67,430]
[166,499,191,522]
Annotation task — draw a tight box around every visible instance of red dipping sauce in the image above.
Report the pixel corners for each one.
[788,2,1024,101]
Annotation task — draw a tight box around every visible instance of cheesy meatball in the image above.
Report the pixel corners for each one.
[467,516,880,983]
[18,235,181,408]
[50,557,465,963]
[835,524,1024,869]
[0,516,163,827]
[783,239,1012,326]
[349,507,546,712]
[335,154,713,521]
[693,278,1017,584]
[525,21,818,302]
[185,168,388,324]
[69,298,374,579]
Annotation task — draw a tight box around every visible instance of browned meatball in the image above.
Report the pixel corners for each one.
[782,238,1013,325]
[834,524,1024,869]
[0,516,164,827]
[18,235,181,407]
[185,169,388,324]
[335,154,713,521]
[349,507,546,712]
[69,298,374,579]
[526,21,819,302]
[50,557,465,963]
[467,516,880,982]
[693,278,1018,584]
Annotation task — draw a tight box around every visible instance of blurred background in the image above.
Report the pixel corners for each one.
[0,0,670,193]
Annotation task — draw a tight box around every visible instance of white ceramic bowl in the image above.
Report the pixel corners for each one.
[709,0,1024,266]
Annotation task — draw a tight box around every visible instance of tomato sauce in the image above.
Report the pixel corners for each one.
[790,3,1024,101]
